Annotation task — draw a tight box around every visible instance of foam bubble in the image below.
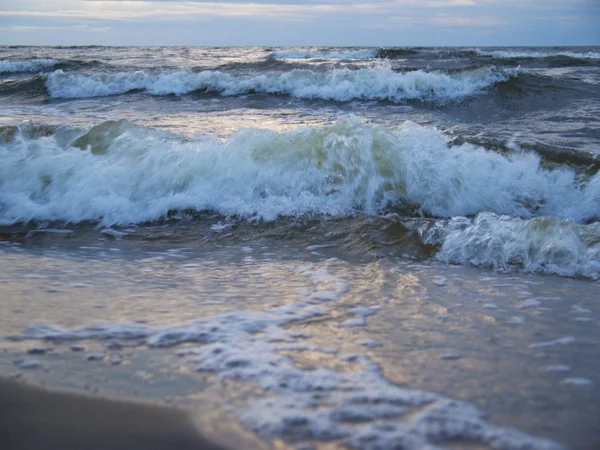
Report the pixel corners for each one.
[571,305,591,314]
[432,276,447,286]
[561,377,593,386]
[518,299,542,309]
[529,337,575,348]
[16,358,41,369]
[545,365,571,372]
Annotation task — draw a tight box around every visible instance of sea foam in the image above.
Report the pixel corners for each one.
[17,293,564,450]
[44,65,512,102]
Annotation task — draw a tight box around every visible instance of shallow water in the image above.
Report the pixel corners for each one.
[1,240,599,449]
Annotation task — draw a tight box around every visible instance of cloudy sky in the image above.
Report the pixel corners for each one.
[1,0,599,46]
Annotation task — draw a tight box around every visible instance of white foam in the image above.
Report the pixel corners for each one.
[44,65,512,102]
[23,303,328,346]
[349,307,375,317]
[476,49,600,60]
[518,299,542,309]
[421,213,600,280]
[529,337,575,348]
[571,305,591,314]
[271,49,378,59]
[432,276,447,286]
[340,318,367,327]
[305,244,336,251]
[0,58,57,73]
[17,358,41,369]
[338,308,375,328]
[545,365,571,372]
[301,265,350,303]
[22,273,42,279]
[561,377,593,386]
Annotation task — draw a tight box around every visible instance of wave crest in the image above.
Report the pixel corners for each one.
[0,59,58,73]
[44,65,513,102]
[476,49,600,61]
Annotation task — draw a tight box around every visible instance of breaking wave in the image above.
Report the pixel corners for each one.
[1,117,598,227]
[44,65,514,102]
[476,49,600,61]
[0,59,58,73]
[417,213,600,280]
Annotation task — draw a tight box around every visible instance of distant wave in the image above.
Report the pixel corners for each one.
[44,65,514,102]
[0,76,47,98]
[476,49,600,60]
[376,48,420,58]
[0,59,58,73]
[271,49,378,59]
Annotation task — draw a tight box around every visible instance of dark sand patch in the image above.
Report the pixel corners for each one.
[0,377,232,450]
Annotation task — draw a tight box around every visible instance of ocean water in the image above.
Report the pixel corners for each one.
[1,46,600,449]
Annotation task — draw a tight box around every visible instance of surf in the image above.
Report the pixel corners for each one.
[43,65,515,102]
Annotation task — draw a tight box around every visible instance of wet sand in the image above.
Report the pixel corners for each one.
[0,377,231,450]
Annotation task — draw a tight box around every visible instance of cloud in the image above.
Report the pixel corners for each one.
[430,15,503,27]
[0,24,109,31]
[0,0,479,20]
[0,0,598,45]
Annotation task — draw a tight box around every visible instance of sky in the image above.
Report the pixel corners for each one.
[0,0,599,47]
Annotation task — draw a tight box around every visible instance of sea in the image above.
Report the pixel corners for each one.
[1,46,599,449]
